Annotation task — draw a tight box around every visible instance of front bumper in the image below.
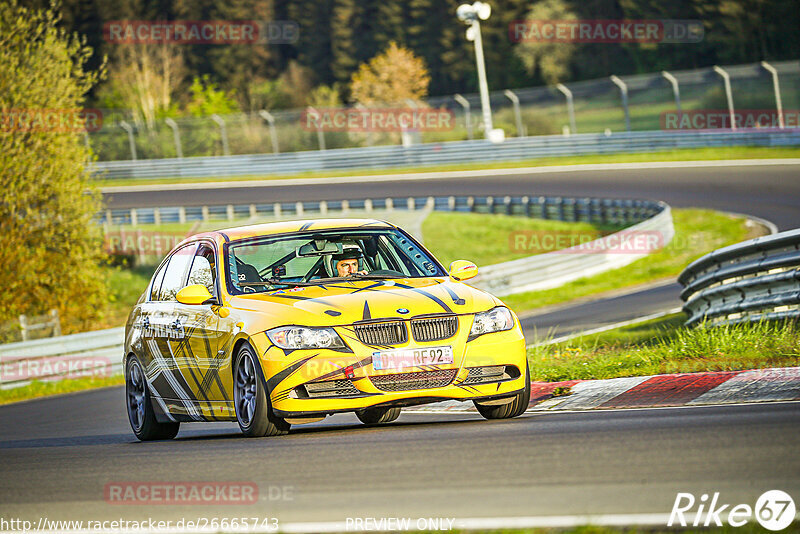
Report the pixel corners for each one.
[249,323,527,417]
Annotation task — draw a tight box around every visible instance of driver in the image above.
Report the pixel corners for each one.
[332,247,367,277]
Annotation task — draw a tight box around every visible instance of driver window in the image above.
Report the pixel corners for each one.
[187,244,217,296]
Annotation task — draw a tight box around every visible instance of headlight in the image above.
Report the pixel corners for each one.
[267,326,345,349]
[469,307,514,338]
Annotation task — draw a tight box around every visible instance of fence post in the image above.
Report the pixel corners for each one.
[210,114,230,156]
[18,314,28,342]
[555,83,577,135]
[661,71,682,114]
[50,309,61,337]
[454,94,473,140]
[503,89,524,137]
[760,61,784,129]
[119,121,137,160]
[258,110,280,153]
[712,66,736,131]
[306,106,326,151]
[610,75,631,132]
[165,118,183,158]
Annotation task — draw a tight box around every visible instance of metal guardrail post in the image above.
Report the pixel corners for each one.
[760,61,785,129]
[210,114,231,156]
[119,121,137,160]
[306,106,326,151]
[555,83,577,135]
[661,71,682,114]
[610,75,631,132]
[165,118,183,158]
[454,94,473,140]
[712,66,736,131]
[504,90,524,137]
[258,110,280,153]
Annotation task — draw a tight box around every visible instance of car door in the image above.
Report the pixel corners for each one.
[144,242,207,421]
[170,241,232,418]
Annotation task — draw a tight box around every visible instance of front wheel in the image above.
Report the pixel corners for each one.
[356,406,401,425]
[473,363,531,420]
[126,356,180,441]
[234,344,290,437]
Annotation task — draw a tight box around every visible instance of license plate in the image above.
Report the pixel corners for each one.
[372,346,454,370]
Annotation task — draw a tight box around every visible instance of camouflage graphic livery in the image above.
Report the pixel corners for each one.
[124,219,530,440]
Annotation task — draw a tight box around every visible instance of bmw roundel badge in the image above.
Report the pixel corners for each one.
[397,308,409,314]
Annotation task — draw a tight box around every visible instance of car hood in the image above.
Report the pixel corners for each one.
[228,277,500,326]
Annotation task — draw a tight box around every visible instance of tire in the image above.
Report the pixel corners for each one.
[356,406,401,425]
[473,363,531,420]
[234,344,290,437]
[126,355,180,441]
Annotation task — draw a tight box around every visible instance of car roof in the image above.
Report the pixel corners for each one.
[191,218,396,243]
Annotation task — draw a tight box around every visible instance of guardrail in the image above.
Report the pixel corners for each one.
[92,129,800,180]
[679,228,800,326]
[8,195,673,387]
[0,328,124,389]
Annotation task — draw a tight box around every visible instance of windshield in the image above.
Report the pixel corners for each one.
[225,228,445,294]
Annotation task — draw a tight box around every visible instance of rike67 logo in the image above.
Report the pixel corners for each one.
[669,490,796,531]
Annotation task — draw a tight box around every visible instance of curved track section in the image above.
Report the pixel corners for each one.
[103,163,800,230]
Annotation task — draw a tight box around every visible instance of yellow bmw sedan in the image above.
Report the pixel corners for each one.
[124,219,530,440]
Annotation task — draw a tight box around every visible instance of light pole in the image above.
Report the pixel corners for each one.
[457,2,503,142]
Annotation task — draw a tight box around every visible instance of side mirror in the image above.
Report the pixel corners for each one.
[448,260,478,282]
[176,284,215,305]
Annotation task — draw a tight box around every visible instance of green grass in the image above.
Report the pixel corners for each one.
[527,315,800,382]
[94,146,800,188]
[0,375,124,405]
[422,212,620,267]
[435,525,793,534]
[95,263,154,331]
[502,208,761,314]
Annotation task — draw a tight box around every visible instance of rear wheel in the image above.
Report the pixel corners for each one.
[126,356,180,441]
[474,363,531,420]
[356,406,401,425]
[234,344,290,437]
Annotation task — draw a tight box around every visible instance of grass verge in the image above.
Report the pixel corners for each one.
[0,375,124,406]
[422,211,620,267]
[502,208,763,314]
[94,146,800,188]
[527,315,800,382]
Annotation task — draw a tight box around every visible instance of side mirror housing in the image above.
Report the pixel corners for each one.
[176,284,215,305]
[448,260,478,282]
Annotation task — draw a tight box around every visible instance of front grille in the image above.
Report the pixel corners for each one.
[354,321,407,346]
[411,315,458,342]
[370,369,457,392]
[297,379,361,398]
[463,365,509,385]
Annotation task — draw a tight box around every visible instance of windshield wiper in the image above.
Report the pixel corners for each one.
[350,273,402,280]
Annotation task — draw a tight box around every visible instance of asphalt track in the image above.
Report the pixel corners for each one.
[2,162,798,529]
[103,163,800,230]
[1,387,798,526]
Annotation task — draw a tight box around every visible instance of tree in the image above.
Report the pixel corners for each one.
[0,1,107,335]
[514,0,579,85]
[350,42,431,105]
